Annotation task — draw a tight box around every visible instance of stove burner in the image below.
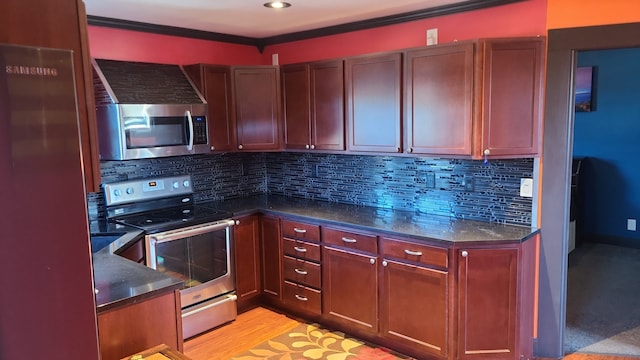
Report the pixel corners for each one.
[112,203,232,233]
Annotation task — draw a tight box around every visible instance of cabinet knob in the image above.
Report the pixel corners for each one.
[305,144,310,149]
[483,149,490,156]
[396,147,401,153]
[407,148,413,154]
[369,258,376,265]
[461,250,469,257]
[382,260,388,267]
[238,144,244,150]
[235,220,240,225]
[210,146,215,151]
[310,144,315,150]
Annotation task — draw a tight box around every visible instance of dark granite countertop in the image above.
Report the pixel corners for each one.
[200,194,539,245]
[89,221,183,312]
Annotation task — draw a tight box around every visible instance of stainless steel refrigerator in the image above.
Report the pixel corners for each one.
[0,44,100,358]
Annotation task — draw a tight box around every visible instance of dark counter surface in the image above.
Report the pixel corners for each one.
[89,221,183,312]
[201,194,538,244]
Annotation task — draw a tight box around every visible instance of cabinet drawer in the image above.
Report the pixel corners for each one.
[283,281,321,315]
[283,238,321,262]
[381,237,448,269]
[283,256,321,289]
[282,219,320,242]
[323,227,378,253]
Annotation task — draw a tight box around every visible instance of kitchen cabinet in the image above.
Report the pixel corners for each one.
[345,53,402,153]
[0,0,100,192]
[379,237,451,359]
[232,66,282,151]
[282,60,345,151]
[260,214,283,305]
[322,227,379,335]
[404,38,544,159]
[404,42,475,156]
[234,214,261,312]
[116,236,145,264]
[477,38,544,159]
[98,289,183,360]
[183,64,236,152]
[456,235,537,360]
[281,219,322,315]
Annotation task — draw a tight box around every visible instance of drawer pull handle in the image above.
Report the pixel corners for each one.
[342,237,357,243]
[294,268,308,275]
[294,246,307,253]
[293,228,307,234]
[404,249,423,256]
[295,294,308,302]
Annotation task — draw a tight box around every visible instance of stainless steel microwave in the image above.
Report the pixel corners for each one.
[96,103,210,160]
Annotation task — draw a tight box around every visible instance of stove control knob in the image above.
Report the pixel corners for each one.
[126,187,134,195]
[113,189,122,197]
[172,181,180,189]
[183,180,190,188]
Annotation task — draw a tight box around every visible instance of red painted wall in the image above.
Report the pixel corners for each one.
[88,26,261,65]
[262,0,547,65]
[88,0,547,66]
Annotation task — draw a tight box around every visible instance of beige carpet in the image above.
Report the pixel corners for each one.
[565,243,640,356]
[232,322,413,360]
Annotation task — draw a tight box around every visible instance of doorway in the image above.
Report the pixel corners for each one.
[538,23,640,358]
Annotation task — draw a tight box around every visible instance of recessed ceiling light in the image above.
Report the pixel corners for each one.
[263,1,291,9]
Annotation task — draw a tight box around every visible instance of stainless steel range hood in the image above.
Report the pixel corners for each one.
[92,59,210,160]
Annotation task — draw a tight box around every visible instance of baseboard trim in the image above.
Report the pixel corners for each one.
[583,235,640,249]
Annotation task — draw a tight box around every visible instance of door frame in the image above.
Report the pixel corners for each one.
[538,22,640,358]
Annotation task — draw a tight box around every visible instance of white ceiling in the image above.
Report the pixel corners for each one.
[84,0,468,38]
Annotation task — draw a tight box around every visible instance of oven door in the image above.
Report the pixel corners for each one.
[146,219,236,308]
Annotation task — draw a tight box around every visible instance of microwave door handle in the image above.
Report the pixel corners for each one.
[186,110,194,151]
[152,219,236,243]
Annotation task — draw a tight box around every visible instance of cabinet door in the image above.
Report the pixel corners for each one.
[322,246,378,334]
[234,214,261,311]
[260,215,283,304]
[479,38,544,158]
[310,60,345,151]
[282,64,311,150]
[233,66,282,151]
[457,247,518,360]
[380,259,449,359]
[345,53,402,153]
[405,42,474,155]
[202,65,236,152]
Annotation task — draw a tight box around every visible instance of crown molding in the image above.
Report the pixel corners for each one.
[87,0,525,53]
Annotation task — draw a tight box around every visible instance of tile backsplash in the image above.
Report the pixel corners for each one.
[88,152,533,225]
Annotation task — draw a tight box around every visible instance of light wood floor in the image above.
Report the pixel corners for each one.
[183,307,640,360]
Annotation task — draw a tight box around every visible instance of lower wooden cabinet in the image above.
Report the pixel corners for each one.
[260,214,283,305]
[322,245,378,334]
[97,290,182,360]
[234,214,261,311]
[379,258,449,359]
[237,214,537,360]
[456,236,537,360]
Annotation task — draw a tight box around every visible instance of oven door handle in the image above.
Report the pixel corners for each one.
[150,219,235,243]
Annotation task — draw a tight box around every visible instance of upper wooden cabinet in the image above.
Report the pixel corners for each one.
[404,42,475,156]
[345,53,403,153]
[232,66,282,151]
[184,64,236,152]
[282,60,345,151]
[477,38,545,159]
[404,37,545,159]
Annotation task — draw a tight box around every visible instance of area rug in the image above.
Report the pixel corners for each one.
[231,322,414,360]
